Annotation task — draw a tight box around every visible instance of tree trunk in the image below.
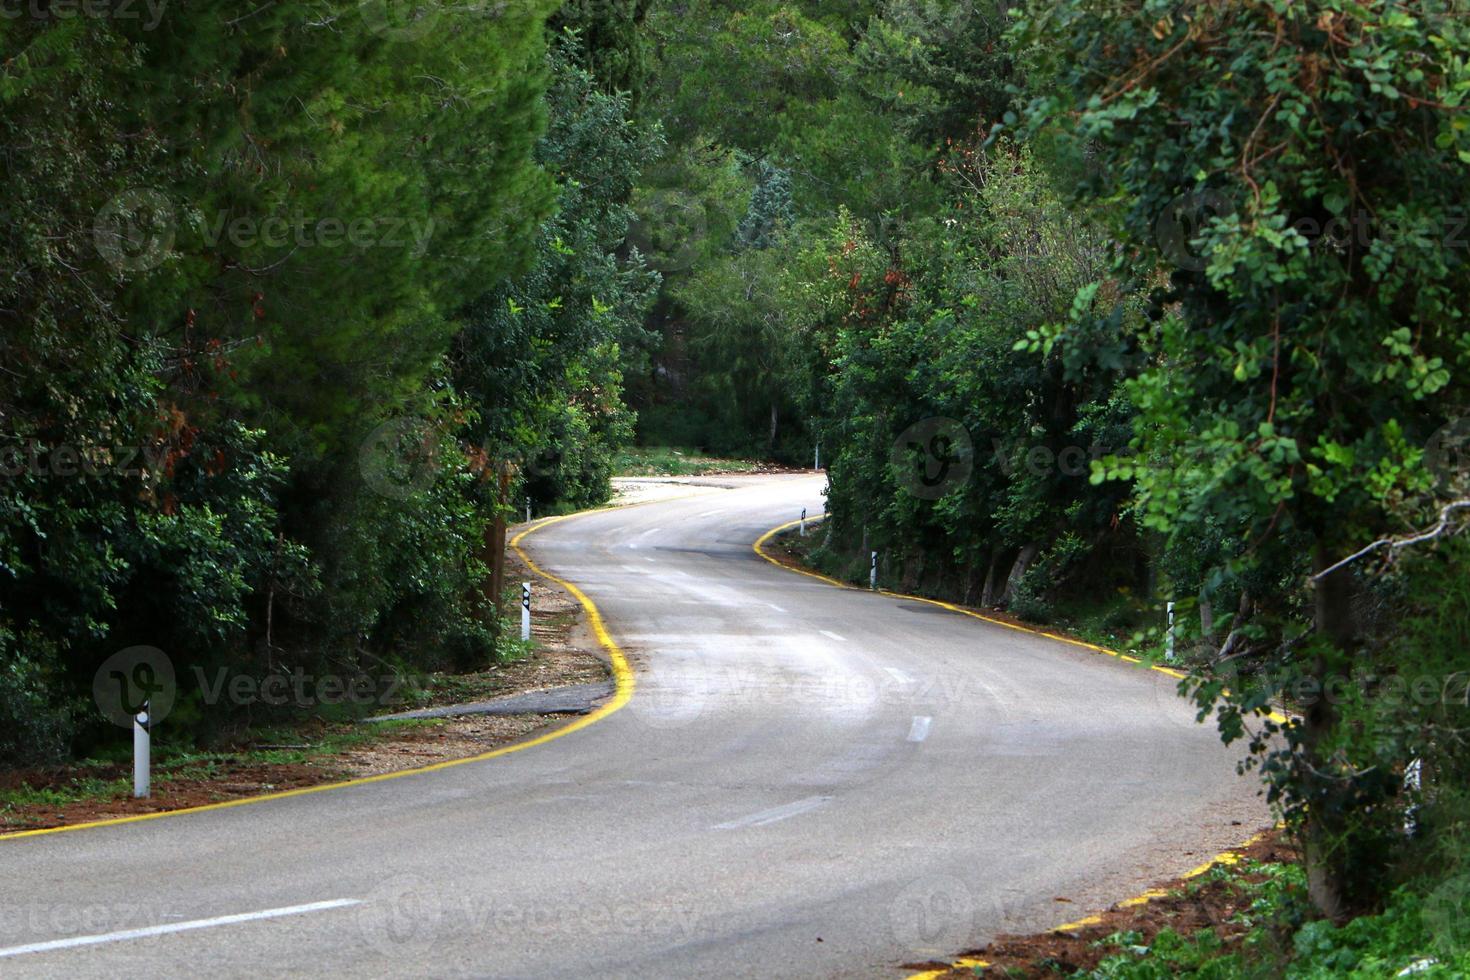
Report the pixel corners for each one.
[768,401,778,455]
[1306,542,1356,920]
[980,550,1006,607]
[486,464,511,619]
[998,543,1041,606]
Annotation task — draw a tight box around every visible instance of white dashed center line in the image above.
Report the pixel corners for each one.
[712,796,831,830]
[0,899,363,960]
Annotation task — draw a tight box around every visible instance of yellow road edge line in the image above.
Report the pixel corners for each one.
[749,519,1282,978]
[1050,914,1105,933]
[0,508,641,844]
[754,518,1289,729]
[907,956,991,979]
[1047,829,1274,938]
[754,515,1174,673]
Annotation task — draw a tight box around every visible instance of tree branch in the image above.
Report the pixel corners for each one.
[1312,500,1470,582]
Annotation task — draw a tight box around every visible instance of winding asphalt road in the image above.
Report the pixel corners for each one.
[0,474,1265,977]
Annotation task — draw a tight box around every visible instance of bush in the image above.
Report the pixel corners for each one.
[1007,533,1092,622]
[0,646,75,768]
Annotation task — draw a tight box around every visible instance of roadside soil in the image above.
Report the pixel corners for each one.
[0,541,609,835]
[905,828,1296,977]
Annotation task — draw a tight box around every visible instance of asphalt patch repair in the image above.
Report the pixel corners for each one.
[904,827,1294,978]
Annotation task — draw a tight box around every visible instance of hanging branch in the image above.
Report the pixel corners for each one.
[1312,499,1470,582]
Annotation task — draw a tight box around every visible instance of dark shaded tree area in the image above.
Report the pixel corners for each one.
[1,5,656,761]
[1018,0,1470,919]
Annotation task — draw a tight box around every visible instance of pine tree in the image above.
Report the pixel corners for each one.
[736,162,795,252]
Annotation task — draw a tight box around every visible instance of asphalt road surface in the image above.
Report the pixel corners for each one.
[0,474,1266,978]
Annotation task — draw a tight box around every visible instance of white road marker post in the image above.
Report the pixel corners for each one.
[1165,600,1176,662]
[525,497,531,524]
[800,508,807,537]
[133,701,150,799]
[521,582,531,642]
[870,551,878,591]
[1405,757,1422,835]
[814,443,820,471]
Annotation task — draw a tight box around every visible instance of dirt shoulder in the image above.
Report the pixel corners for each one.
[0,536,610,836]
[907,829,1295,978]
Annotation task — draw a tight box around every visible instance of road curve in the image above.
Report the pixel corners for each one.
[0,474,1265,978]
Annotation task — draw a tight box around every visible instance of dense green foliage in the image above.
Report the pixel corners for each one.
[1017,0,1470,915]
[456,37,662,510]
[0,5,656,760]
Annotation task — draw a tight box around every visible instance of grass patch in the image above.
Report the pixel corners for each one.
[1033,589,1153,656]
[0,720,436,818]
[0,774,131,810]
[1060,859,1470,979]
[614,446,762,477]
